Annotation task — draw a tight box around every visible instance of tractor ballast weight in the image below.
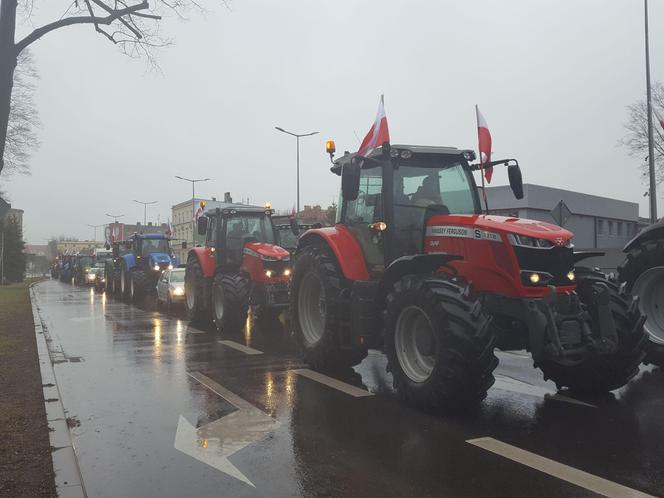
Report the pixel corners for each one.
[185,205,292,335]
[618,218,664,365]
[291,143,647,411]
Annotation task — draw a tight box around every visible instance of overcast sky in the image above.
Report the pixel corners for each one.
[2,0,663,244]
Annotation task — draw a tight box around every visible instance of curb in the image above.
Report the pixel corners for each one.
[29,282,87,498]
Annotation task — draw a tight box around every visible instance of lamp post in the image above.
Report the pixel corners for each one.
[644,0,658,224]
[86,224,105,242]
[133,199,157,226]
[175,176,211,247]
[105,213,124,223]
[275,127,319,214]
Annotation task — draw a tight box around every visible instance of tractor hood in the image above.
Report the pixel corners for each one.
[149,253,173,266]
[427,214,573,244]
[244,242,290,261]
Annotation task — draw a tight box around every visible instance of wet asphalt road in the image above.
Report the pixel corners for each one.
[33,279,664,498]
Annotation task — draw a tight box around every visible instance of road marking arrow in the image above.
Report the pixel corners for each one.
[174,372,279,488]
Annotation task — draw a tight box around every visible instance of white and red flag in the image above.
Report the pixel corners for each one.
[358,95,390,157]
[194,206,203,223]
[654,107,664,130]
[166,220,175,238]
[475,105,493,183]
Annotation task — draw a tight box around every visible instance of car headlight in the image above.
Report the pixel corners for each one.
[87,273,96,280]
[173,287,184,296]
[168,264,173,270]
[283,268,291,277]
[153,265,160,271]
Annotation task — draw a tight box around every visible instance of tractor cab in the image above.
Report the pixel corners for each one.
[331,144,524,271]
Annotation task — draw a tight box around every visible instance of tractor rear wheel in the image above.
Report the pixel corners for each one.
[185,259,209,324]
[291,244,368,369]
[212,272,249,336]
[384,275,497,411]
[618,238,664,366]
[539,269,648,392]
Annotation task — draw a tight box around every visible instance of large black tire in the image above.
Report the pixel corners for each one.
[290,244,368,369]
[185,258,209,324]
[130,270,149,303]
[539,268,648,392]
[211,272,250,336]
[384,275,497,411]
[618,238,664,366]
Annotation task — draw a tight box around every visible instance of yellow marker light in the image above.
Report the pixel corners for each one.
[264,202,272,209]
[529,273,541,284]
[567,271,575,281]
[265,270,273,278]
[325,140,336,154]
[199,201,206,208]
[370,222,387,232]
[283,268,291,277]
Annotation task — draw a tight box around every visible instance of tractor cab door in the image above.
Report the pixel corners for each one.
[341,164,385,273]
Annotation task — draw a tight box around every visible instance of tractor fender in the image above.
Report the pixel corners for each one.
[623,220,664,252]
[381,254,463,294]
[187,247,216,278]
[297,226,370,281]
[121,253,136,271]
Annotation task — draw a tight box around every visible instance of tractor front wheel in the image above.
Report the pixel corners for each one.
[539,269,648,393]
[384,275,497,412]
[212,272,249,336]
[291,244,367,369]
[185,258,209,324]
[130,270,148,303]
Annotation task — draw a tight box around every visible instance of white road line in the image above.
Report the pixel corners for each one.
[218,340,263,355]
[467,437,655,498]
[293,369,374,397]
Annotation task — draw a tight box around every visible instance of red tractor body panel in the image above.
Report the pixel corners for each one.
[189,246,216,278]
[299,226,371,281]
[424,214,575,298]
[242,242,291,283]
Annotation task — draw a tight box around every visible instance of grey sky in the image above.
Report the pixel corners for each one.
[2,0,663,244]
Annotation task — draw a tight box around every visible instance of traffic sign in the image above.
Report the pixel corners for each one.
[550,200,572,227]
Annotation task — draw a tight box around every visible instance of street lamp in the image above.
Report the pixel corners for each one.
[175,176,211,247]
[133,200,157,226]
[275,127,319,214]
[105,213,124,223]
[86,224,105,242]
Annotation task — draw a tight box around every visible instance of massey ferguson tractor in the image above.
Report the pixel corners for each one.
[618,217,664,366]
[106,233,178,302]
[185,205,292,334]
[289,142,648,411]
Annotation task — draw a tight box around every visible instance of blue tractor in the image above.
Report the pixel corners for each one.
[109,233,179,302]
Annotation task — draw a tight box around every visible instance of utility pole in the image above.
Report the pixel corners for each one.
[645,0,658,224]
[86,223,105,242]
[275,127,319,213]
[133,199,157,226]
[175,176,211,247]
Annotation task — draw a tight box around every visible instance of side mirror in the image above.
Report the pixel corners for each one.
[341,161,361,201]
[508,164,524,200]
[289,218,300,236]
[197,217,208,236]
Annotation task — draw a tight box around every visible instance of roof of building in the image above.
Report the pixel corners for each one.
[485,184,639,221]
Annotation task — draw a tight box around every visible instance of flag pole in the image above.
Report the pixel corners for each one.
[476,105,489,214]
[645,0,658,223]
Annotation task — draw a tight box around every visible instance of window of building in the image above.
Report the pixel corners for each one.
[617,222,623,237]
[608,220,614,235]
[597,219,605,234]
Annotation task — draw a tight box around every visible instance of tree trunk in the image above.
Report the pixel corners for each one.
[0,0,18,177]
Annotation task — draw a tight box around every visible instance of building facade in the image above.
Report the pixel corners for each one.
[105,221,169,245]
[485,184,640,249]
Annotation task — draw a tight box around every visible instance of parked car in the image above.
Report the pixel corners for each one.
[91,267,106,291]
[156,268,185,310]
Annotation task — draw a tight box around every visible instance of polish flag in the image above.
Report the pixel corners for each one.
[476,105,493,183]
[194,206,203,223]
[166,220,175,238]
[358,95,390,157]
[290,206,297,218]
[654,107,664,130]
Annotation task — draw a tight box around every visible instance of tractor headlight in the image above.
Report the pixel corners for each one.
[283,268,291,277]
[529,273,540,284]
[87,273,96,281]
[153,265,160,271]
[265,270,273,278]
[168,264,173,270]
[567,271,575,281]
[508,234,554,248]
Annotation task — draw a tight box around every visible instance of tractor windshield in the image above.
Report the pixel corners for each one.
[393,162,478,256]
[78,256,94,267]
[140,238,170,255]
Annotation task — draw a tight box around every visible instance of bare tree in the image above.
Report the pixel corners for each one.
[621,81,664,187]
[0,0,211,176]
[3,49,39,176]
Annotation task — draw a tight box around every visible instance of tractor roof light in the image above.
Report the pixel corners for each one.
[400,149,412,159]
[326,140,336,163]
[390,148,400,158]
[264,202,272,209]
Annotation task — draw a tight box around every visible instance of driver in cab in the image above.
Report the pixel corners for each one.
[411,175,443,207]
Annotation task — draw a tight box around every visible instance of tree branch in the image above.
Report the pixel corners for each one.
[14,1,150,54]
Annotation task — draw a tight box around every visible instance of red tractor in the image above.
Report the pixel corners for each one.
[289,142,647,410]
[185,205,292,334]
